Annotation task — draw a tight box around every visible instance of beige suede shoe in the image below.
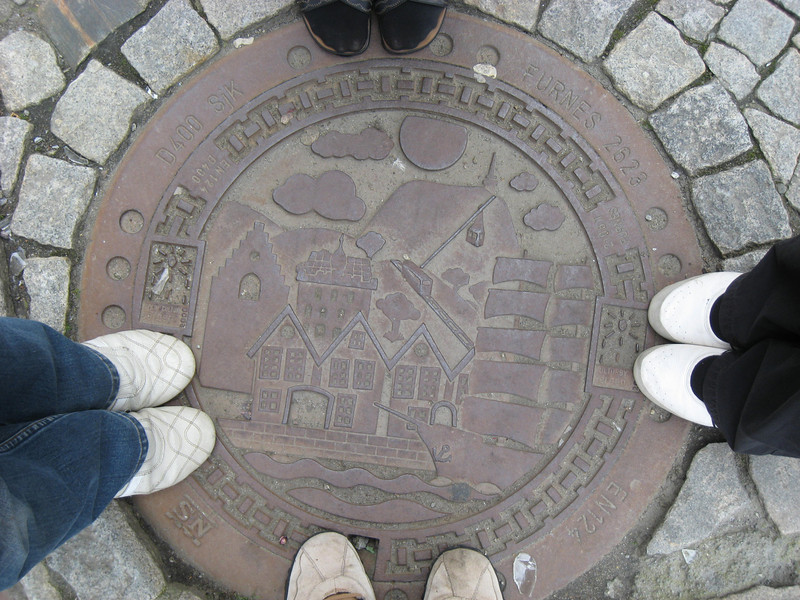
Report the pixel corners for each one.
[287,532,375,600]
[424,548,503,600]
[115,406,215,497]
[83,330,195,412]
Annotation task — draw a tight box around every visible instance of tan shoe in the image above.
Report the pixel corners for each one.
[287,532,375,600]
[115,406,215,497]
[83,330,195,411]
[424,548,503,600]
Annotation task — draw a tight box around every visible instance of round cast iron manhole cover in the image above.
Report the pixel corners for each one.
[80,14,700,600]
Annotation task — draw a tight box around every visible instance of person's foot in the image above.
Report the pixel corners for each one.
[375,0,447,54]
[424,548,503,600]
[287,532,375,600]
[299,0,373,56]
[648,272,741,349]
[115,406,215,497]
[83,330,195,412]
[633,344,726,426]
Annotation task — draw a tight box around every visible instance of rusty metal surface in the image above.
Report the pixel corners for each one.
[79,14,700,600]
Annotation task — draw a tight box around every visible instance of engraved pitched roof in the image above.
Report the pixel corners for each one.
[296,234,378,290]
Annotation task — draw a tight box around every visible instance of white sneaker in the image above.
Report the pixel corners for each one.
[648,272,741,349]
[286,532,375,600]
[83,330,195,411]
[633,344,725,427]
[424,548,503,600]
[115,406,215,497]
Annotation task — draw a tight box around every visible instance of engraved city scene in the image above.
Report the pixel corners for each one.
[74,49,693,591]
[172,105,637,527]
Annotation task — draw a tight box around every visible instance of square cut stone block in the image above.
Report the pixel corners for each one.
[12,155,97,249]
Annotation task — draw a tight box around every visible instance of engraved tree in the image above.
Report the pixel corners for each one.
[377,292,420,342]
[443,267,477,310]
[442,267,470,294]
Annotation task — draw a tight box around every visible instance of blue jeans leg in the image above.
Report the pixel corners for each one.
[0,410,147,589]
[0,317,119,425]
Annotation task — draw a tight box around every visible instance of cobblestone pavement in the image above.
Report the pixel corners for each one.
[1,0,800,599]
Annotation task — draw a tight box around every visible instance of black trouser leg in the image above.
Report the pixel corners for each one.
[716,235,800,347]
[703,340,800,457]
[701,235,800,456]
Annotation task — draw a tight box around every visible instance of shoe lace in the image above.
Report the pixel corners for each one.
[325,594,363,600]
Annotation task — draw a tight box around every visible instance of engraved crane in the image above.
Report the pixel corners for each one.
[391,194,497,351]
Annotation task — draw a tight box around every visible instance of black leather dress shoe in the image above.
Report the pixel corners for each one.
[375,0,447,54]
[298,0,373,56]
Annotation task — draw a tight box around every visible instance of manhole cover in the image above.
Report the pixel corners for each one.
[80,14,700,600]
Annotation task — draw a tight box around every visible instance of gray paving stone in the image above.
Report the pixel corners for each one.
[635,531,800,600]
[722,248,769,271]
[0,3,12,25]
[774,0,800,17]
[122,0,220,95]
[0,116,32,194]
[24,257,70,333]
[744,108,800,184]
[717,0,795,67]
[604,13,705,110]
[0,31,65,111]
[12,154,97,249]
[463,0,541,30]
[656,0,726,42]
[692,161,791,255]
[647,444,759,555]
[794,32,800,49]
[750,455,800,536]
[757,49,800,127]
[703,42,761,100]
[38,0,150,68]
[46,502,166,600]
[15,563,60,600]
[650,80,751,174]
[722,587,800,600]
[50,60,150,165]
[538,0,636,62]
[198,0,291,40]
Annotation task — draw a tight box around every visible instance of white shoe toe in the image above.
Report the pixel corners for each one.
[83,330,195,411]
[116,406,215,497]
[287,532,375,600]
[424,548,503,600]
[648,272,740,349]
[634,344,724,427]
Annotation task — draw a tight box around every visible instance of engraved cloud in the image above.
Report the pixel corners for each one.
[510,172,539,192]
[523,203,565,231]
[273,170,366,221]
[312,127,394,160]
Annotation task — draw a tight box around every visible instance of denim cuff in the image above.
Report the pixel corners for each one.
[114,411,149,475]
[82,346,121,410]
